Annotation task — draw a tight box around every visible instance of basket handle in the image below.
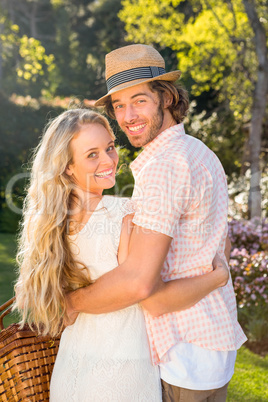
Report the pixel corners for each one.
[0,296,16,330]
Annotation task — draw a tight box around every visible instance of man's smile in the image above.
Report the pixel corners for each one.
[127,123,147,135]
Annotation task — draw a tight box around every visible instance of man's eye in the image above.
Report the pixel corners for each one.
[137,99,145,104]
[114,104,123,110]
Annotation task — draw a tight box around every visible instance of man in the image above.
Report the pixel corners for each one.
[67,44,246,401]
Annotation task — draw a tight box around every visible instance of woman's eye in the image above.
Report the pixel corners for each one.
[107,145,115,152]
[88,152,97,158]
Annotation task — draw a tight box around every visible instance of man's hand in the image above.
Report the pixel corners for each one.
[212,254,229,287]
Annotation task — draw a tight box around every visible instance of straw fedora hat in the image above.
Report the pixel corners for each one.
[95,44,181,107]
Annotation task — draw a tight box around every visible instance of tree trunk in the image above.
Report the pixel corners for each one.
[0,21,4,89]
[29,1,38,38]
[242,0,268,219]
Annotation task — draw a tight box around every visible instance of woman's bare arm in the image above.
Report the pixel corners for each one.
[141,254,228,317]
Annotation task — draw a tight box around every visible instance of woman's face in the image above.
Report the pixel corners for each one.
[66,123,119,195]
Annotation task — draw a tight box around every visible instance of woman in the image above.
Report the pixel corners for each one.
[14,109,229,401]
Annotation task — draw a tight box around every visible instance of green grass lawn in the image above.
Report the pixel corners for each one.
[0,232,268,401]
[0,232,18,327]
[227,347,268,401]
[0,232,17,302]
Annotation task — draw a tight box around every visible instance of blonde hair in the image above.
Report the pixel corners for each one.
[14,109,115,337]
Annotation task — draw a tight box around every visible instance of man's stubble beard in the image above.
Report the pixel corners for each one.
[123,104,164,148]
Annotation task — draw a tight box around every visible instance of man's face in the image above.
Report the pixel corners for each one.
[111,83,168,148]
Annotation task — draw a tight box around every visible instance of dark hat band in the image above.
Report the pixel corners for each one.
[106,66,166,92]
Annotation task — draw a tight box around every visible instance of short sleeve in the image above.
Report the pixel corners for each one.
[131,158,193,237]
[120,197,136,217]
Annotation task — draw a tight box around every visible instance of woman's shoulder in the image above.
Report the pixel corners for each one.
[102,195,136,217]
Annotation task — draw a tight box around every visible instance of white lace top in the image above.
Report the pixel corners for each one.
[50,196,161,402]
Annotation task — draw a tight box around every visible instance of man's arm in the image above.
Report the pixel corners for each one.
[66,225,172,316]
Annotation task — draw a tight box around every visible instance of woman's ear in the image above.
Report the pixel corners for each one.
[65,164,73,176]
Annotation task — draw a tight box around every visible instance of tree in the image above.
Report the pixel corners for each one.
[48,0,127,99]
[119,0,268,218]
[0,0,128,99]
[0,0,55,94]
[242,0,268,219]
[0,0,132,233]
[0,92,65,232]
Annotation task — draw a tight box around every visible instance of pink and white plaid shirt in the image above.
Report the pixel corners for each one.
[130,124,247,365]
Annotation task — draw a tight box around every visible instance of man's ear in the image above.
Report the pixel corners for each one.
[163,92,172,108]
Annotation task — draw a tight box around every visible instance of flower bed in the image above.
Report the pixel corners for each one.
[228,219,268,354]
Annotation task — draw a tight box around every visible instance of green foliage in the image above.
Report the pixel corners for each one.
[240,307,268,343]
[177,1,256,121]
[50,0,65,6]
[0,233,19,327]
[0,91,137,233]
[0,92,64,233]
[184,100,245,177]
[0,0,266,229]
[104,147,136,198]
[0,0,128,98]
[17,36,55,82]
[228,218,268,344]
[119,0,184,47]
[0,11,55,94]
[0,197,23,234]
[119,0,268,219]
[0,233,17,301]
[228,167,268,219]
[0,16,19,59]
[119,0,266,122]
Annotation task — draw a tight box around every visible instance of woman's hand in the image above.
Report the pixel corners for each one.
[141,254,230,317]
[212,254,229,287]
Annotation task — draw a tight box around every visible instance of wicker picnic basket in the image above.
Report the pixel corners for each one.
[0,297,61,401]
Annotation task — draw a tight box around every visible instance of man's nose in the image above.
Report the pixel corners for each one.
[124,104,138,123]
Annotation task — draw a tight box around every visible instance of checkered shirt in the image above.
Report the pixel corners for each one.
[130,124,247,365]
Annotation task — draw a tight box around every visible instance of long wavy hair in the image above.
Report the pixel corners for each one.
[14,108,115,337]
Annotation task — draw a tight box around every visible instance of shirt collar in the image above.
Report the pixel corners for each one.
[130,123,185,176]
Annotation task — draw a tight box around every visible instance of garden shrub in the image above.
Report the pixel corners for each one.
[228,219,268,343]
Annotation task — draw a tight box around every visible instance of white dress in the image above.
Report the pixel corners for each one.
[50,196,162,402]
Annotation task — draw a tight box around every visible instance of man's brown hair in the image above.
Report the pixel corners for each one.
[102,80,189,124]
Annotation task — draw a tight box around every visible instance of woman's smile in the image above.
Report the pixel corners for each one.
[66,123,119,195]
